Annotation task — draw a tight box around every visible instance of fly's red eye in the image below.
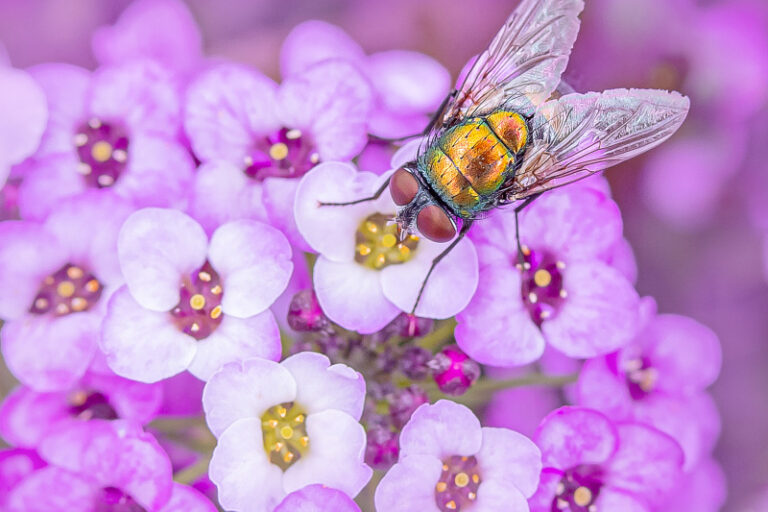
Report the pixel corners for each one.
[389,168,420,206]
[417,205,456,243]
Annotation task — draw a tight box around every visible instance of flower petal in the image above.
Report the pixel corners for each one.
[399,400,482,460]
[101,287,197,382]
[280,20,365,78]
[534,407,618,470]
[374,454,442,512]
[275,484,361,512]
[0,386,67,447]
[262,177,313,252]
[365,51,450,114]
[6,467,96,512]
[472,480,530,512]
[118,208,208,312]
[159,483,218,512]
[208,220,293,318]
[202,358,296,438]
[477,427,542,498]
[0,66,47,165]
[281,352,366,419]
[16,153,86,222]
[188,311,282,381]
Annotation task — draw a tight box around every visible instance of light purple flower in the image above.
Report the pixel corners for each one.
[659,458,726,512]
[0,191,133,390]
[529,406,684,512]
[184,59,373,246]
[0,366,162,448]
[375,400,542,512]
[0,64,47,189]
[274,484,361,512]
[91,0,203,77]
[0,449,46,507]
[456,186,640,366]
[294,162,478,332]
[484,385,563,439]
[6,420,215,511]
[18,60,193,220]
[281,20,451,139]
[101,208,292,382]
[576,298,722,469]
[203,353,371,512]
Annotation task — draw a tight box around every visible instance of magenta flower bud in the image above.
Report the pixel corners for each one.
[428,346,480,396]
[287,290,330,332]
[365,422,400,470]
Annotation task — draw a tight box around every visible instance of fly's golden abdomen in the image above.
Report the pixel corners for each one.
[422,111,528,216]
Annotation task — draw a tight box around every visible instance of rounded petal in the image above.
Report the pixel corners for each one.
[89,60,180,137]
[399,400,482,460]
[209,418,285,512]
[606,422,684,500]
[455,263,545,366]
[0,448,46,502]
[0,386,67,447]
[472,480,530,512]
[374,455,442,512]
[118,208,208,312]
[275,484,360,512]
[159,483,218,512]
[101,287,197,382]
[594,488,650,512]
[280,20,364,77]
[0,221,64,319]
[534,407,618,470]
[660,458,726,512]
[313,257,400,334]
[188,311,282,381]
[576,356,633,419]
[7,466,96,512]
[184,64,280,163]
[16,153,86,222]
[278,60,372,161]
[0,66,47,164]
[208,220,293,318]
[477,427,542,498]
[294,163,388,262]
[202,358,297,438]
[262,176,313,252]
[365,51,450,114]
[381,235,478,319]
[281,352,366,419]
[2,314,98,391]
[544,262,640,358]
[283,409,372,497]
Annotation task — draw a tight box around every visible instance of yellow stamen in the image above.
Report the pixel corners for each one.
[279,426,294,439]
[86,279,100,293]
[57,281,75,298]
[299,436,309,447]
[91,141,113,163]
[381,233,397,248]
[357,244,371,256]
[189,294,206,310]
[73,133,88,146]
[277,406,287,418]
[454,472,470,488]
[436,482,447,492]
[446,501,457,510]
[294,414,305,424]
[198,271,211,282]
[67,267,84,279]
[211,285,223,295]
[573,486,593,507]
[190,323,200,332]
[210,305,222,320]
[269,142,289,160]
[71,297,88,312]
[286,129,302,139]
[472,474,480,484]
[534,269,552,287]
[283,452,294,463]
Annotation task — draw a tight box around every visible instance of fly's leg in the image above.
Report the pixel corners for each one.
[319,176,391,207]
[514,193,543,268]
[410,220,473,315]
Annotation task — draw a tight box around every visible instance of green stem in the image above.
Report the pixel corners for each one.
[174,455,211,485]
[416,318,457,352]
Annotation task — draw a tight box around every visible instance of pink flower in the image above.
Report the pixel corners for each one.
[376,400,541,511]
[456,186,640,366]
[294,162,478,332]
[274,484,361,512]
[101,208,292,382]
[203,353,371,511]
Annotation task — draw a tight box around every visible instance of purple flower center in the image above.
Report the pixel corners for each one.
[244,128,320,181]
[355,213,419,270]
[29,264,103,316]
[365,423,400,469]
[261,402,310,470]
[624,357,659,400]
[74,119,130,188]
[429,346,480,396]
[0,177,21,221]
[94,487,146,512]
[434,455,482,511]
[67,390,119,420]
[518,246,567,326]
[170,261,224,340]
[551,464,603,512]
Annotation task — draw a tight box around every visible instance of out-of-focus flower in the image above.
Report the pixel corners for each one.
[0,449,46,507]
[101,208,292,382]
[203,353,371,511]
[577,298,722,469]
[274,484,361,512]
[376,400,541,512]
[0,191,133,390]
[280,20,451,140]
[6,420,215,511]
[184,59,372,247]
[0,65,47,192]
[0,366,162,449]
[18,60,193,220]
[295,162,478,332]
[484,385,563,439]
[91,0,203,77]
[660,458,726,512]
[529,406,684,512]
[456,186,639,366]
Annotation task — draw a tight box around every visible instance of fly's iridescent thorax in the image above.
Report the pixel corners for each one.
[419,111,529,217]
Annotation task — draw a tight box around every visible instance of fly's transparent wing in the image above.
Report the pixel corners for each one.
[508,88,690,199]
[445,0,584,123]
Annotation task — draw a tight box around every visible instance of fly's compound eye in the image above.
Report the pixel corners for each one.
[417,205,456,243]
[390,167,420,206]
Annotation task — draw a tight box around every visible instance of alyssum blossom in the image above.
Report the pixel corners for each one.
[101,208,292,381]
[203,353,371,511]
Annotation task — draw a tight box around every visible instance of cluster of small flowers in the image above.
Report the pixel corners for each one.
[0,1,725,511]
